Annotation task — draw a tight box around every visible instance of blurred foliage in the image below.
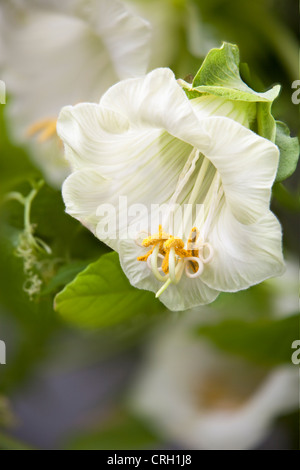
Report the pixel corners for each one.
[0,107,153,390]
[208,0,298,129]
[0,0,298,450]
[66,410,159,450]
[196,314,298,366]
[153,0,299,133]
[210,283,275,320]
[0,395,15,428]
[0,432,33,450]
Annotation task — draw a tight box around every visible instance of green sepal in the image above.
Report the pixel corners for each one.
[275,121,299,182]
[180,42,280,142]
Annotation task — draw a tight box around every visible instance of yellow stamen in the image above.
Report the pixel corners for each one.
[140,224,169,247]
[187,227,200,272]
[27,118,58,143]
[137,226,201,275]
[137,245,156,262]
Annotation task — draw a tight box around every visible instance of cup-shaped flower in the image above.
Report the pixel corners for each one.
[58,68,285,311]
[0,0,151,187]
[129,312,298,450]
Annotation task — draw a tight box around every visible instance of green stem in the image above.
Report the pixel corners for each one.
[24,180,44,232]
[156,278,172,298]
[3,192,26,205]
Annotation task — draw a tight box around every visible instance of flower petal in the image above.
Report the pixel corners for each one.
[0,0,151,186]
[119,239,220,311]
[99,68,210,148]
[61,124,194,244]
[192,366,298,450]
[201,206,285,292]
[190,95,256,127]
[29,138,70,188]
[57,103,131,171]
[2,0,151,82]
[197,116,279,224]
[87,71,278,226]
[57,69,211,182]
[62,168,114,242]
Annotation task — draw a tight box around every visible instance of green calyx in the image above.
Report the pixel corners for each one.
[180,43,299,182]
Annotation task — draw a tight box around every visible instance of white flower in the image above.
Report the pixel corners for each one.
[126,0,218,69]
[129,313,299,450]
[58,68,284,311]
[125,0,186,70]
[0,0,151,187]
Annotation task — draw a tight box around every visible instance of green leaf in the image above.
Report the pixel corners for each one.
[256,101,276,142]
[55,252,162,329]
[180,43,279,141]
[192,43,280,101]
[65,411,158,450]
[275,121,299,182]
[189,84,279,104]
[41,260,90,296]
[193,42,246,90]
[196,314,298,366]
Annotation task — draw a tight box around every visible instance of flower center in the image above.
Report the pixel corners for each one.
[137,224,213,297]
[136,147,223,298]
[27,118,58,143]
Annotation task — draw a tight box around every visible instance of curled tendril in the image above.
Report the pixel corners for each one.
[4,180,53,299]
